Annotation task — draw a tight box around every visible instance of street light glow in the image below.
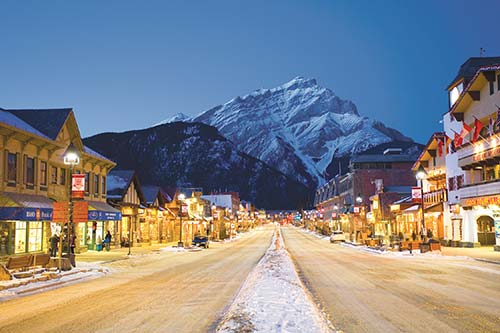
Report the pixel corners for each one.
[178,193,186,200]
[415,165,427,181]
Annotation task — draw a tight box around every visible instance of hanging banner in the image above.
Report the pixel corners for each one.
[73,201,89,222]
[53,202,69,223]
[412,187,422,203]
[181,204,188,214]
[72,174,85,199]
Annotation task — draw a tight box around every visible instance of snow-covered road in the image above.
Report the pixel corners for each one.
[0,227,272,333]
[283,226,500,333]
[217,226,333,333]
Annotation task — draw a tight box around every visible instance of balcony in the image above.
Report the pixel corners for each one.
[458,135,500,169]
[460,179,500,199]
[423,188,447,205]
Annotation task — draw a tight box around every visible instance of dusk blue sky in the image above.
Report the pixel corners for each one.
[1,0,499,143]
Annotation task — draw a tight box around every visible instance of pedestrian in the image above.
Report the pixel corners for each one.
[50,233,59,257]
[104,231,112,251]
[70,234,76,254]
[411,231,417,241]
[96,235,102,252]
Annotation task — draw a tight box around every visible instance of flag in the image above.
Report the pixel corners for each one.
[489,117,495,136]
[445,135,452,154]
[460,121,471,139]
[454,131,463,147]
[472,118,484,143]
[437,137,444,157]
[496,108,500,132]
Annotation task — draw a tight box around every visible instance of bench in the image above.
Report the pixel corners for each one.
[6,254,32,272]
[30,253,51,269]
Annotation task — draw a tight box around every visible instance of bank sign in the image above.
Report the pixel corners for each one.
[88,210,122,221]
[0,207,53,221]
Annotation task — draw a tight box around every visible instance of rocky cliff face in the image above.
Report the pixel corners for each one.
[161,77,414,187]
[84,122,311,209]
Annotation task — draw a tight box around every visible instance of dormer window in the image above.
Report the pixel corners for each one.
[449,82,463,107]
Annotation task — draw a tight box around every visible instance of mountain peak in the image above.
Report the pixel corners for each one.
[280,77,318,90]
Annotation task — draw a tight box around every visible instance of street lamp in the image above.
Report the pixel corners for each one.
[415,165,427,240]
[63,143,80,267]
[178,193,186,248]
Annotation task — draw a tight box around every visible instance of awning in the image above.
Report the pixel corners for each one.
[424,202,443,213]
[404,205,420,212]
[88,201,122,221]
[0,192,53,221]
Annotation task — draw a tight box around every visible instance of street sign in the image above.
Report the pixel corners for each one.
[72,174,85,199]
[73,201,89,222]
[412,187,422,202]
[53,202,69,223]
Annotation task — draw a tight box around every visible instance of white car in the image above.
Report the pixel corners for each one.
[330,230,346,243]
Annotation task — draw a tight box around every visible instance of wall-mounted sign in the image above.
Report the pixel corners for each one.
[412,187,422,203]
[353,206,360,214]
[181,204,188,214]
[72,174,85,199]
[462,195,500,207]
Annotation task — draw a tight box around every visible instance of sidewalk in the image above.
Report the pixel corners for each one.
[440,246,500,264]
[76,242,178,263]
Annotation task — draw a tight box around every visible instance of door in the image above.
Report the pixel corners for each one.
[477,216,495,245]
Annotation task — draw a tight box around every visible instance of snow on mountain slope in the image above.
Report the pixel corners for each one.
[160,77,413,187]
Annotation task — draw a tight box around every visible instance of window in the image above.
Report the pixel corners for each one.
[94,174,99,196]
[101,176,106,197]
[40,161,47,187]
[51,166,58,184]
[60,168,66,185]
[449,82,463,107]
[85,172,90,195]
[28,221,43,252]
[7,153,17,184]
[25,157,35,187]
[15,221,26,253]
[490,80,494,95]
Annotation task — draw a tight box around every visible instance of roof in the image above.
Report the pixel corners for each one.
[448,57,500,89]
[3,108,72,140]
[0,109,52,140]
[393,196,412,204]
[384,186,412,194]
[84,146,113,162]
[142,185,163,205]
[107,170,136,198]
[351,154,417,163]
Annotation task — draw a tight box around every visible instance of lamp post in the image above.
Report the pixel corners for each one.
[178,193,186,248]
[63,143,80,268]
[415,165,427,240]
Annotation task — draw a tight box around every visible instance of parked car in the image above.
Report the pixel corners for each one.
[330,230,346,243]
[192,236,209,248]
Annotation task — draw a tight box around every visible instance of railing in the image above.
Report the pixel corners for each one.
[423,188,447,205]
[460,179,500,198]
[457,135,500,167]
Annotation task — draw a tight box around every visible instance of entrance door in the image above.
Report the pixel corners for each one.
[477,216,495,245]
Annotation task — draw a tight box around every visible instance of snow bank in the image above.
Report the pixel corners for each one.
[0,262,108,301]
[217,226,333,333]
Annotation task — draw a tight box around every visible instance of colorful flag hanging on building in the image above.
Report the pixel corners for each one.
[460,121,471,139]
[472,117,484,143]
[437,136,444,156]
[454,131,463,147]
[489,117,495,136]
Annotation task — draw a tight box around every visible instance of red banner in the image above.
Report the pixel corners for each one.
[53,202,69,223]
[72,174,85,199]
[412,187,422,203]
[73,201,89,222]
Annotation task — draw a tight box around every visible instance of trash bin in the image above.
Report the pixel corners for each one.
[96,244,102,252]
[420,243,430,253]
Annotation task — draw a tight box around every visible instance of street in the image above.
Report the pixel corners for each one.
[282,226,500,333]
[0,227,272,333]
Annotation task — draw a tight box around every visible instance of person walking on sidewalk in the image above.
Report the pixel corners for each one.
[50,233,60,257]
[104,231,112,251]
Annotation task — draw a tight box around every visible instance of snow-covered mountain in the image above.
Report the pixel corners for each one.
[161,77,413,187]
[83,122,310,209]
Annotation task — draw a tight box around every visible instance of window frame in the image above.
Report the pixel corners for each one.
[40,161,48,188]
[7,152,17,185]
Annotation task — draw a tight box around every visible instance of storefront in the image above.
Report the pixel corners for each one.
[0,193,53,256]
[77,201,121,251]
[460,195,500,247]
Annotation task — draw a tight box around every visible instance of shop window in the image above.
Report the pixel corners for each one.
[94,174,99,196]
[60,168,66,185]
[15,221,27,253]
[51,166,58,184]
[25,156,35,188]
[7,152,17,185]
[456,175,464,188]
[28,221,43,252]
[40,161,48,187]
